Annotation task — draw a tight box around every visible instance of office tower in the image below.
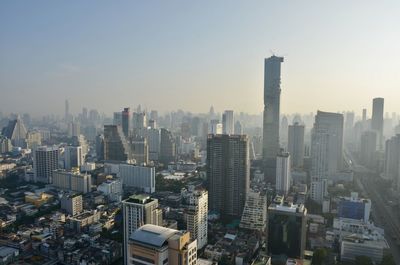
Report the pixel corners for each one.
[239,191,267,232]
[182,188,208,249]
[72,135,89,156]
[146,128,160,161]
[222,110,234,134]
[337,192,371,222]
[344,112,355,144]
[207,134,250,219]
[129,135,149,165]
[65,99,70,121]
[371,98,384,150]
[384,134,400,189]
[113,112,122,126]
[129,224,197,265]
[150,110,158,122]
[61,194,83,216]
[209,119,222,135]
[1,116,27,148]
[34,146,59,183]
[53,170,92,193]
[122,195,162,265]
[64,145,84,170]
[132,112,147,130]
[95,134,104,161]
[97,179,122,202]
[310,111,343,203]
[276,151,291,195]
[280,116,289,148]
[148,119,157,129]
[234,120,243,135]
[67,121,80,137]
[263,56,284,183]
[288,122,305,168]
[181,122,191,139]
[268,195,307,259]
[103,125,131,162]
[115,163,155,193]
[362,109,367,122]
[26,131,42,150]
[159,128,176,164]
[122,107,130,137]
[360,131,377,167]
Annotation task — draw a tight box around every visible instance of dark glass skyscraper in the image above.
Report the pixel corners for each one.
[263,56,284,183]
[122,107,130,138]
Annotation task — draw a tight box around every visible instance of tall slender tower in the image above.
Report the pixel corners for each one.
[65,99,70,121]
[371,98,384,150]
[122,107,130,138]
[263,56,284,183]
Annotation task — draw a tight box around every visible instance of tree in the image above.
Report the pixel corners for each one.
[355,256,373,265]
[381,254,396,265]
[312,248,328,265]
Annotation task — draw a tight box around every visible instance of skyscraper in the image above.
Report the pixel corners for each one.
[310,111,344,203]
[384,134,400,189]
[222,110,234,134]
[122,195,162,265]
[207,134,250,219]
[34,146,59,183]
[103,125,131,162]
[1,116,28,148]
[276,150,291,195]
[263,56,284,183]
[159,128,176,164]
[288,122,305,168]
[122,107,130,138]
[64,145,84,170]
[371,98,384,150]
[360,131,377,167]
[209,119,222,135]
[65,99,70,121]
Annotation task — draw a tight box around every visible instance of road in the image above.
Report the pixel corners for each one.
[345,149,400,264]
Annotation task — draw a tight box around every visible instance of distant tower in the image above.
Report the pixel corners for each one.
[159,128,176,164]
[65,99,70,121]
[371,98,384,150]
[121,108,130,138]
[103,125,130,162]
[222,110,234,134]
[288,122,305,168]
[263,56,284,184]
[276,150,291,195]
[362,108,367,122]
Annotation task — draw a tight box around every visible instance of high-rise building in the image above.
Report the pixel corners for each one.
[288,122,305,168]
[122,107,131,138]
[52,169,92,194]
[64,145,84,170]
[371,98,384,150]
[337,192,371,223]
[129,135,149,165]
[128,224,197,265]
[207,134,250,218]
[122,195,163,265]
[222,110,234,134]
[268,195,307,259]
[132,112,147,135]
[67,121,80,138]
[384,134,400,189]
[182,188,208,249]
[146,128,160,161]
[103,125,131,162]
[276,151,291,195]
[61,194,83,216]
[310,111,343,203]
[234,120,243,135]
[65,99,70,121]
[34,146,59,183]
[97,178,122,202]
[209,119,222,135]
[113,112,122,126]
[160,128,176,164]
[1,116,27,148]
[362,108,367,123]
[360,131,377,167]
[239,191,267,232]
[0,136,12,154]
[95,134,104,161]
[263,56,284,183]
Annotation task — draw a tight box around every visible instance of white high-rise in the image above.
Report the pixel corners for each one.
[222,110,234,134]
[276,151,291,195]
[209,119,222,135]
[182,188,208,249]
[34,146,59,183]
[64,145,84,170]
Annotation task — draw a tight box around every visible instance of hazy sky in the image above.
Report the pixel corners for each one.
[1,1,399,117]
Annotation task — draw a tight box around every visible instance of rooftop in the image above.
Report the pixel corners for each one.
[124,194,153,204]
[130,224,181,247]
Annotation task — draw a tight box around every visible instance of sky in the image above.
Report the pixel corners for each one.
[1,1,400,117]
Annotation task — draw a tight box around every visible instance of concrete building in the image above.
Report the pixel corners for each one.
[310,111,344,203]
[146,128,160,161]
[0,136,12,154]
[129,135,149,165]
[113,112,122,126]
[122,195,163,265]
[132,112,147,130]
[239,191,267,232]
[384,134,400,188]
[52,169,92,193]
[160,128,176,165]
[61,194,83,216]
[288,122,305,168]
[128,224,197,265]
[371,98,384,150]
[276,151,291,195]
[268,195,307,259]
[359,131,377,167]
[33,146,59,183]
[182,188,208,249]
[337,192,371,222]
[234,120,243,135]
[209,119,222,135]
[64,145,84,170]
[122,107,130,138]
[97,178,122,202]
[103,125,131,162]
[207,134,249,219]
[263,56,284,184]
[222,110,234,135]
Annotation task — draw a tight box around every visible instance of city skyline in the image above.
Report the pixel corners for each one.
[1,1,400,116]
